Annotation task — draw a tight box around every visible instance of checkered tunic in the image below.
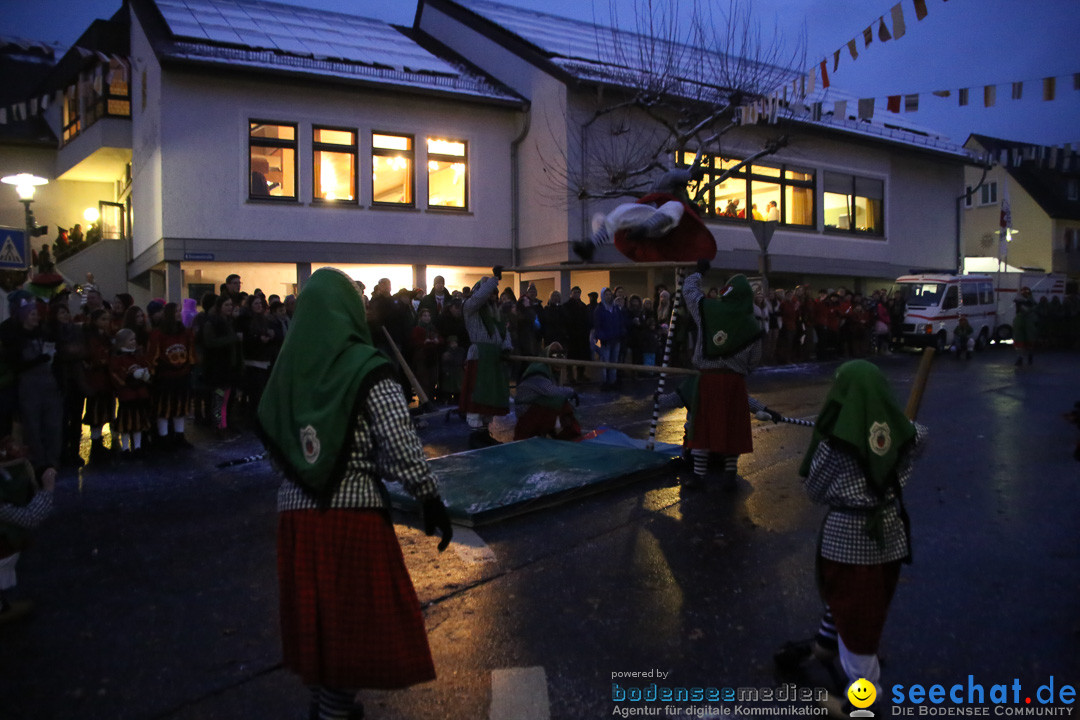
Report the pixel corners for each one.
[804,423,928,565]
[277,377,439,511]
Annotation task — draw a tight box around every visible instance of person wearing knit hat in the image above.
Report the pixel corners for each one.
[146,299,166,330]
[799,359,928,708]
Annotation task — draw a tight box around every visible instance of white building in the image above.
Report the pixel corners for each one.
[0,0,977,305]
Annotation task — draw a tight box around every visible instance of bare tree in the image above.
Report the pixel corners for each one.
[538,0,805,205]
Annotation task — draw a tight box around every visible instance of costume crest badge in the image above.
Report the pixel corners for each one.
[712,329,729,348]
[300,425,320,464]
[868,421,891,456]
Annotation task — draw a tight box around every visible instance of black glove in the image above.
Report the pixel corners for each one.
[492,265,504,280]
[767,408,782,424]
[696,259,710,275]
[422,498,453,551]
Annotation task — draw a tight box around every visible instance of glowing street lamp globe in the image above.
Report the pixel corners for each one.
[1,172,48,201]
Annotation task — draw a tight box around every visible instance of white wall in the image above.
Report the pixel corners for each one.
[150,68,519,259]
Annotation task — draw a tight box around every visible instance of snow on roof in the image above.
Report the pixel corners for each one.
[154,0,519,102]
[456,0,970,158]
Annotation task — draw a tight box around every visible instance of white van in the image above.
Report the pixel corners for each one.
[981,271,1067,340]
[894,273,997,350]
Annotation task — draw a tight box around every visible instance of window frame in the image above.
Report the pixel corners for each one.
[676,151,816,228]
[978,181,998,206]
[248,119,299,202]
[426,137,469,211]
[371,131,416,208]
[312,124,359,205]
[823,171,885,237]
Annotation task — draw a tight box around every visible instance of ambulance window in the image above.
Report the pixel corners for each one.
[980,282,994,303]
[962,283,979,306]
[943,286,959,310]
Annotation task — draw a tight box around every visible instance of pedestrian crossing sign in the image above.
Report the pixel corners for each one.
[0,228,27,269]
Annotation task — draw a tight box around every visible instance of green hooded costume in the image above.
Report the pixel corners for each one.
[699,274,762,358]
[257,268,390,502]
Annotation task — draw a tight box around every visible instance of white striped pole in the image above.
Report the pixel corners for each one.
[647,267,685,450]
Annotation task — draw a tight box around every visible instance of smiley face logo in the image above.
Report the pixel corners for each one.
[847,678,876,709]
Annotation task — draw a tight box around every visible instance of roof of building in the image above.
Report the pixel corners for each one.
[435,0,970,159]
[142,0,522,105]
[967,133,1080,221]
[0,37,61,146]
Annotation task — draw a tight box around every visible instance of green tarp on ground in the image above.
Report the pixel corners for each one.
[388,436,677,526]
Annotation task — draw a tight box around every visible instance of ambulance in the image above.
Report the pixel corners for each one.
[894,271,1066,350]
[894,273,996,350]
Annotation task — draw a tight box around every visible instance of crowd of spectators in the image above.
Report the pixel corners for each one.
[1,268,1078,475]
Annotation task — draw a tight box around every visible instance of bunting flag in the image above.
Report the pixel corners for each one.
[863,26,874,48]
[847,39,859,60]
[834,100,847,119]
[890,4,906,39]
[858,97,875,119]
[819,59,829,89]
[887,95,901,113]
[914,0,928,21]
[833,49,841,73]
[1011,81,1023,100]
[984,85,996,107]
[959,88,969,106]
[904,94,919,112]
[1043,77,1056,101]
[878,16,892,41]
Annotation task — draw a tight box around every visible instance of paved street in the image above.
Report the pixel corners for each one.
[1,345,1077,719]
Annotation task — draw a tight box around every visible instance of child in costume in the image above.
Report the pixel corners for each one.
[109,328,153,457]
[256,267,452,720]
[513,342,582,441]
[438,335,465,404]
[680,260,762,489]
[800,360,927,710]
[459,267,513,448]
[951,315,974,360]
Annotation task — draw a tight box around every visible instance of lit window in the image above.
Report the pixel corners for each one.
[372,133,414,206]
[249,121,297,200]
[313,126,357,203]
[677,152,814,227]
[824,172,883,236]
[427,138,467,209]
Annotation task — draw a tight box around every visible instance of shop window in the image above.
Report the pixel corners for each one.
[426,137,467,209]
[372,132,414,206]
[313,126,357,203]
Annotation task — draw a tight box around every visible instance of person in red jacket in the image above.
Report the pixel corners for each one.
[109,328,152,458]
[147,303,196,449]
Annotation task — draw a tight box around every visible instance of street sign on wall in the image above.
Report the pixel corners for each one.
[0,227,28,270]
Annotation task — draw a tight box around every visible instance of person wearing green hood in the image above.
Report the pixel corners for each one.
[458,266,513,449]
[513,342,582,441]
[680,259,763,489]
[256,267,452,720]
[799,359,927,707]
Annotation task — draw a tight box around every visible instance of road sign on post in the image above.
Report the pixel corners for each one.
[0,227,28,270]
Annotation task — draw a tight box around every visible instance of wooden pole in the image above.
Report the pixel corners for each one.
[506,354,698,376]
[504,261,695,273]
[904,346,936,421]
[381,326,432,408]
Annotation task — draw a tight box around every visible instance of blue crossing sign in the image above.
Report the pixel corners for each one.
[0,227,28,270]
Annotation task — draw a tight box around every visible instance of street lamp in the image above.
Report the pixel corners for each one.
[1,173,49,269]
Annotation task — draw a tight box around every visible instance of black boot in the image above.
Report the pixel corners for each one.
[89,439,110,465]
[468,428,500,449]
[571,239,595,262]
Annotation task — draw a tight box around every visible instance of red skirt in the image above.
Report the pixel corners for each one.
[277,510,436,689]
[613,193,717,262]
[685,371,752,454]
[819,558,902,655]
[513,402,582,441]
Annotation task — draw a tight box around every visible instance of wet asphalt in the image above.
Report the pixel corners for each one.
[1,344,1077,719]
